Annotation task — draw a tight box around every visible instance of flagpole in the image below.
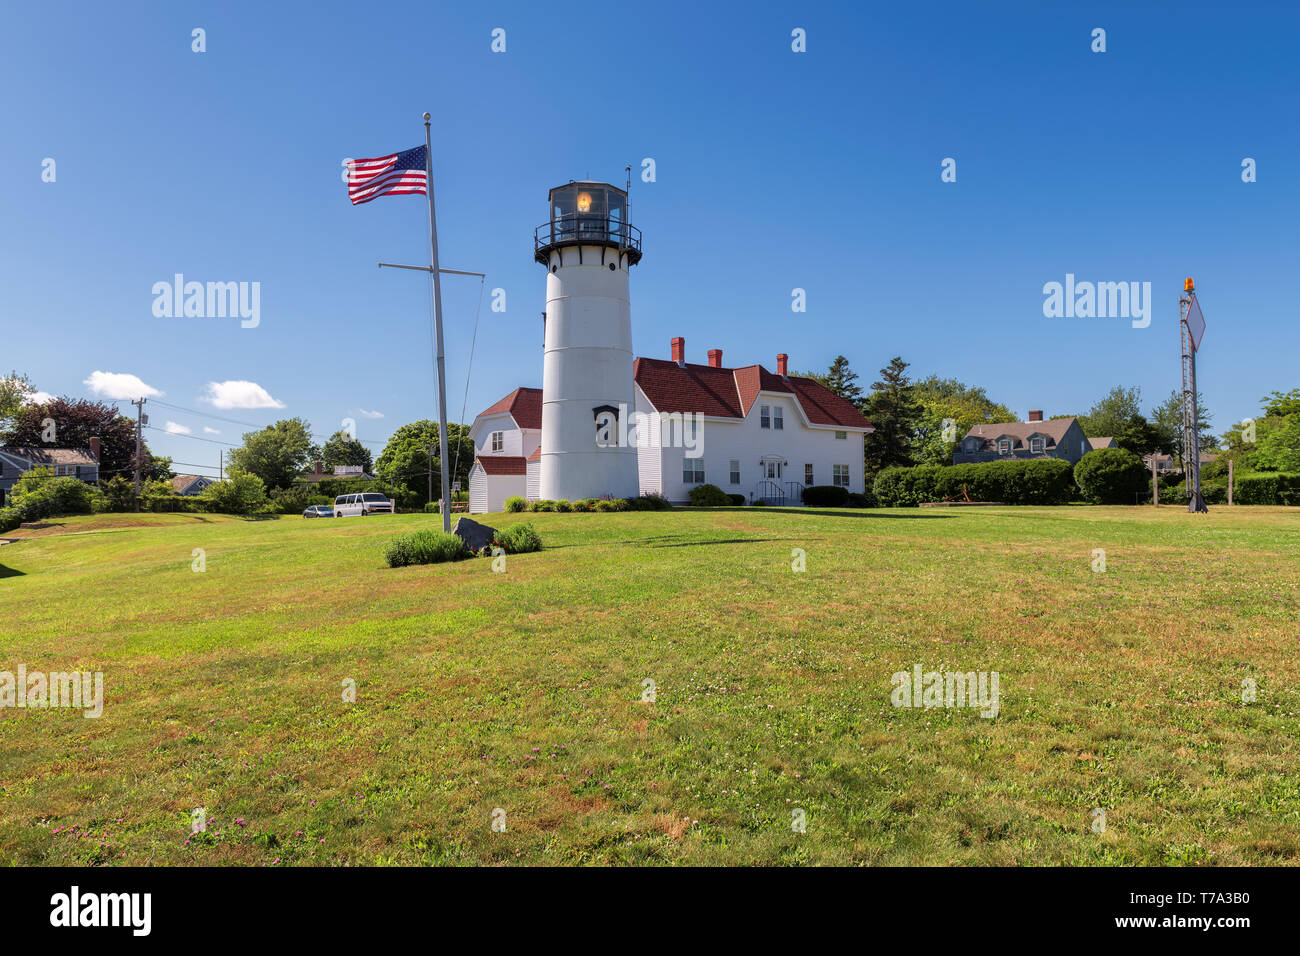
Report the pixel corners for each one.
[423,111,453,533]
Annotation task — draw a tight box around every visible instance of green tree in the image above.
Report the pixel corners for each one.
[1150,389,1213,460]
[1262,389,1300,418]
[0,371,35,428]
[911,376,1017,466]
[320,430,374,473]
[863,357,921,478]
[227,418,319,491]
[1076,386,1143,438]
[199,469,269,515]
[799,355,864,404]
[375,420,474,506]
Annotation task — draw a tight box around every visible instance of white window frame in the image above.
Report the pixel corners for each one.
[773,407,783,430]
[998,439,1011,455]
[729,459,740,485]
[490,431,504,453]
[804,463,814,485]
[683,457,705,484]
[760,405,770,429]
[832,464,850,487]
[1030,437,1045,453]
[834,430,847,440]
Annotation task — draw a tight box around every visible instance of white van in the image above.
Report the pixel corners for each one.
[333,492,394,516]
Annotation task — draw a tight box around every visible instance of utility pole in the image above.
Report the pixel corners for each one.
[131,397,147,512]
[220,449,223,481]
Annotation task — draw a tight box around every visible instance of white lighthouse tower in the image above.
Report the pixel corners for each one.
[534,181,642,501]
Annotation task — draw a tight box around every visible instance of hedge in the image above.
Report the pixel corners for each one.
[802,485,849,507]
[496,522,543,554]
[1235,473,1300,505]
[873,459,1075,507]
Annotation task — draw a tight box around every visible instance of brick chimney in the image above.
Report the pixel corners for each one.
[88,436,101,461]
[776,353,788,377]
[708,348,723,368]
[671,336,685,366]
[1028,410,1043,422]
[313,460,323,478]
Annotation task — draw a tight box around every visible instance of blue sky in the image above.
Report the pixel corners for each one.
[3,1,1296,476]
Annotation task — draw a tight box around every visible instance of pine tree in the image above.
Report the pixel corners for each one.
[863,356,920,477]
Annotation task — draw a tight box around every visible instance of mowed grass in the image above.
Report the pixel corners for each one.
[1,505,1298,866]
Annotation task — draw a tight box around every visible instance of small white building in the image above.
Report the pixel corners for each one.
[467,339,872,511]
[467,387,541,513]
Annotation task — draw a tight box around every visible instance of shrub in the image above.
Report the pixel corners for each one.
[873,459,1075,507]
[752,498,768,506]
[530,499,556,512]
[727,493,746,506]
[593,499,614,512]
[504,496,528,513]
[424,501,440,513]
[554,499,572,512]
[99,476,137,512]
[632,493,672,510]
[198,470,269,516]
[496,522,543,554]
[0,507,20,534]
[1074,448,1149,505]
[688,483,730,506]
[802,485,850,507]
[383,529,469,567]
[846,492,875,508]
[571,499,592,513]
[10,469,101,518]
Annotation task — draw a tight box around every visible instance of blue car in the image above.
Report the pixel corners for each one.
[302,504,335,518]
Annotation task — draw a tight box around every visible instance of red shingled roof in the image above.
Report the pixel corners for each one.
[478,387,542,430]
[475,456,527,476]
[526,446,541,463]
[633,358,744,418]
[633,359,871,429]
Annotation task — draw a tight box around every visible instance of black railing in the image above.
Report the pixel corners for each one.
[535,215,642,263]
[753,480,785,506]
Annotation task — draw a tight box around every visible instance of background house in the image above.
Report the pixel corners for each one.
[1088,436,1117,451]
[0,438,100,506]
[954,411,1091,465]
[170,474,216,496]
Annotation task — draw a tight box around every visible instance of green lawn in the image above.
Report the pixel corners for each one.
[1,505,1298,865]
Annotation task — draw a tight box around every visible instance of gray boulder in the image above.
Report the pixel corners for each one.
[454,516,498,552]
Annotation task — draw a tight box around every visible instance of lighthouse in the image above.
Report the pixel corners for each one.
[533,181,643,501]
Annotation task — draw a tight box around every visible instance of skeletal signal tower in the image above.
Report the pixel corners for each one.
[1179,277,1208,513]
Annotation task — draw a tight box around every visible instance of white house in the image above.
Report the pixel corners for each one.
[467,339,872,511]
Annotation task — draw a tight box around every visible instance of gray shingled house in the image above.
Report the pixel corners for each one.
[953,411,1091,465]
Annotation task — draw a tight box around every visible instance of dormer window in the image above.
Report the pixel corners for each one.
[1030,437,1045,453]
[491,431,504,452]
[998,439,1011,455]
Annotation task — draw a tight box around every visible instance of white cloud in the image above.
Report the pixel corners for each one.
[83,371,163,400]
[203,426,221,435]
[164,421,191,435]
[27,390,54,404]
[359,408,385,419]
[202,380,285,410]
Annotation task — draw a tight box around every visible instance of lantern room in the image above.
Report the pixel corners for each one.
[534,181,642,265]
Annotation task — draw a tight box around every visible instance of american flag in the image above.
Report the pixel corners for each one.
[346,145,428,205]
